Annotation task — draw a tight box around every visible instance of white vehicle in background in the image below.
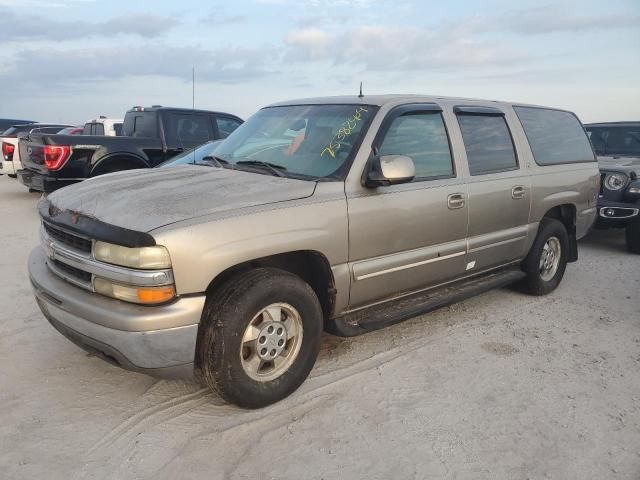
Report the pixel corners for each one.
[82,116,124,136]
[1,123,71,177]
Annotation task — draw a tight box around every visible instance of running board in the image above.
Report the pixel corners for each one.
[327,268,526,337]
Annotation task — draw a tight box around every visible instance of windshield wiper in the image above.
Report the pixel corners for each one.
[200,155,230,168]
[236,160,287,177]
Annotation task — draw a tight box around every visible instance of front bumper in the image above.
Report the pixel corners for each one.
[17,169,78,193]
[596,198,639,227]
[28,247,206,379]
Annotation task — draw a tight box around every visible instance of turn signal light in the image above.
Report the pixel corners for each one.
[2,142,15,161]
[94,278,176,305]
[136,286,176,304]
[43,145,71,171]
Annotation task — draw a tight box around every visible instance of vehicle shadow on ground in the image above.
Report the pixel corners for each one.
[579,228,627,254]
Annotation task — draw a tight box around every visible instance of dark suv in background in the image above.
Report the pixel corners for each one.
[17,106,243,192]
[585,122,640,253]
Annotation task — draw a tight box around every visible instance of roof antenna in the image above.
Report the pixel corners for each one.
[358,81,364,98]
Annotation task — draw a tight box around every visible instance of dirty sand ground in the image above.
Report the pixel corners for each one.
[0,177,638,480]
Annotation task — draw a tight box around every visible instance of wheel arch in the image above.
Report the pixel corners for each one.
[91,153,149,176]
[204,250,337,321]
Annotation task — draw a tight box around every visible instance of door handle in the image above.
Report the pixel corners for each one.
[447,193,466,209]
[511,186,526,199]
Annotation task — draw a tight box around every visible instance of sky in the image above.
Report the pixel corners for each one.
[0,0,638,124]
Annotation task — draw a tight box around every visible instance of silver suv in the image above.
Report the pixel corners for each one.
[29,95,600,408]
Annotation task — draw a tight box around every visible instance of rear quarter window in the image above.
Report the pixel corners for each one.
[514,106,595,165]
[123,113,157,138]
[165,113,213,147]
[456,114,518,175]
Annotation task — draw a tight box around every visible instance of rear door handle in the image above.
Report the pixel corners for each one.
[447,193,466,209]
[511,186,526,199]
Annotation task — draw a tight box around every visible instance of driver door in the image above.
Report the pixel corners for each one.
[346,104,469,308]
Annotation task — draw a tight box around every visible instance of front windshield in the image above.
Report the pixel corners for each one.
[159,140,222,167]
[586,126,640,156]
[214,104,376,179]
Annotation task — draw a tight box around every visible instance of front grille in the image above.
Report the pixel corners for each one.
[599,172,606,195]
[44,222,92,253]
[51,259,92,283]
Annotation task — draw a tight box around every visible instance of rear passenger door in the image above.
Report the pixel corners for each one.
[453,106,531,272]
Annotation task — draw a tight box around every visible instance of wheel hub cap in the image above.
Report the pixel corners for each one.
[539,236,561,281]
[240,302,303,382]
[256,322,288,360]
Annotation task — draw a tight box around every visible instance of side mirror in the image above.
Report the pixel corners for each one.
[365,155,415,187]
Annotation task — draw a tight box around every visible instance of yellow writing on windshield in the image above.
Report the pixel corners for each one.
[321,106,369,158]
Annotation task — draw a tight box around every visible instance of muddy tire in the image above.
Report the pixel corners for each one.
[198,268,323,409]
[520,218,569,295]
[625,219,640,254]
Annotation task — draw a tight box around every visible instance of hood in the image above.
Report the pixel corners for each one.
[598,155,640,174]
[47,165,317,232]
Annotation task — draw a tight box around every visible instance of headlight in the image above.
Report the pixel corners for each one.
[604,173,627,191]
[93,241,171,269]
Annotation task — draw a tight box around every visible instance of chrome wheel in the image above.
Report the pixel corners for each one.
[539,236,561,281]
[240,303,303,382]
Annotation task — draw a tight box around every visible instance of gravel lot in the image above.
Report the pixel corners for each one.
[1,176,639,480]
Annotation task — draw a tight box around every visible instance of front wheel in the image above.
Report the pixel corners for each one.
[625,219,640,254]
[519,218,569,295]
[198,268,323,408]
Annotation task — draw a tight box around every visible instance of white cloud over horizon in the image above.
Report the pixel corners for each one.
[0,0,638,124]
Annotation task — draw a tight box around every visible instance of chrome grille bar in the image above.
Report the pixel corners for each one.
[40,224,174,289]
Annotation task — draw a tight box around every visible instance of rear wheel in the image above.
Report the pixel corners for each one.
[626,219,640,254]
[520,218,569,295]
[198,268,323,408]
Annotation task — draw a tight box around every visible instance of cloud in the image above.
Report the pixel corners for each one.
[0,8,175,42]
[0,44,275,87]
[284,6,640,73]
[286,27,333,60]
[0,0,93,7]
[473,6,640,35]
[285,24,531,71]
[200,11,246,25]
[257,0,379,5]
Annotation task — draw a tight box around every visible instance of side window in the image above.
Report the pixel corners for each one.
[82,123,92,135]
[514,107,595,164]
[133,116,144,137]
[216,117,242,138]
[456,114,518,175]
[122,113,155,138]
[165,113,213,147]
[378,112,454,179]
[113,123,123,136]
[94,124,105,136]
